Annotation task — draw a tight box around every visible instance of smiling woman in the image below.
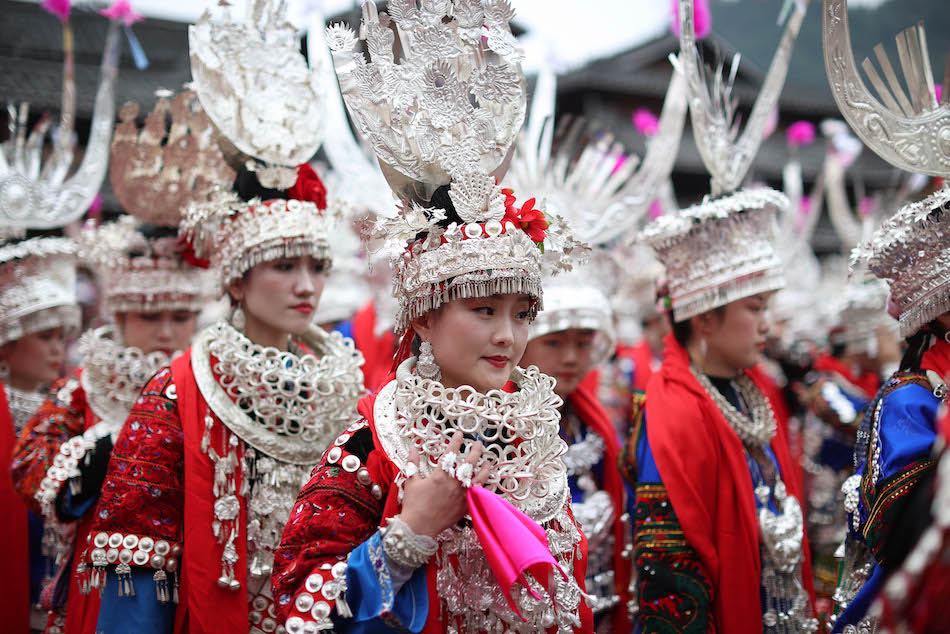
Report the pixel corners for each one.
[269,3,597,632]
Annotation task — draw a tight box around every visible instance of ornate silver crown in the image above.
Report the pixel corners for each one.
[328,0,585,334]
[641,189,788,321]
[850,187,949,338]
[79,217,216,315]
[181,195,332,289]
[0,16,121,229]
[110,90,236,227]
[0,237,80,346]
[822,0,949,178]
[823,0,950,337]
[189,0,326,188]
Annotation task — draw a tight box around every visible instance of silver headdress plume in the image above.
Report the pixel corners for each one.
[0,14,121,229]
[326,0,526,204]
[189,0,326,189]
[677,0,810,196]
[508,68,687,247]
[110,89,236,227]
[824,0,950,337]
[327,0,585,335]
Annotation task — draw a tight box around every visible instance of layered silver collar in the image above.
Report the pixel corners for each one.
[376,357,570,522]
[80,325,172,427]
[5,384,45,432]
[192,321,364,465]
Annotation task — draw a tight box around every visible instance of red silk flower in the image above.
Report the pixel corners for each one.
[501,188,549,244]
[177,235,210,269]
[288,163,328,210]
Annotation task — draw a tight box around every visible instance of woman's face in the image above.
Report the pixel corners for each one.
[520,328,597,398]
[413,294,533,393]
[229,256,327,345]
[694,293,773,375]
[0,327,67,389]
[117,310,199,355]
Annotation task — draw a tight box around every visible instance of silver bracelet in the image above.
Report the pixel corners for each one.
[381,516,438,571]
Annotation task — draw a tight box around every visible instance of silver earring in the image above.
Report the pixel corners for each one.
[231,306,246,331]
[0,360,9,381]
[416,341,441,381]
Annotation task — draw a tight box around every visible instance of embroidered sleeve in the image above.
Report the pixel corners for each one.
[633,424,713,633]
[82,368,184,592]
[861,383,939,565]
[11,375,86,515]
[273,424,427,632]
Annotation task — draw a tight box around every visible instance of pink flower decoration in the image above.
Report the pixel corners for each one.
[41,0,71,22]
[632,108,659,136]
[648,200,664,220]
[786,120,816,147]
[859,197,876,218]
[99,0,143,26]
[671,0,712,39]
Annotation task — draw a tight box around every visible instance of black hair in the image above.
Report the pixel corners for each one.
[233,166,289,203]
[671,306,727,348]
[900,329,933,372]
[1,228,64,248]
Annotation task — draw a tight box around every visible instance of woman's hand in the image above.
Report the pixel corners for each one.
[399,431,490,538]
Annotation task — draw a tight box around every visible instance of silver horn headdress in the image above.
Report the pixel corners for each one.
[0,11,121,229]
[639,0,812,322]
[824,0,950,337]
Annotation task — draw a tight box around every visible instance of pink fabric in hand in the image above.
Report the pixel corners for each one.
[466,485,567,620]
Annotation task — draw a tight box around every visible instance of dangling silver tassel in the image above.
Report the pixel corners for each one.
[115,563,135,597]
[153,570,169,604]
[172,571,179,604]
[201,414,214,453]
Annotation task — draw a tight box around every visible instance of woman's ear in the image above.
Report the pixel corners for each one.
[226,279,244,304]
[410,311,435,342]
[692,311,717,338]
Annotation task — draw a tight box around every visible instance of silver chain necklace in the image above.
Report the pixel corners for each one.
[691,369,777,447]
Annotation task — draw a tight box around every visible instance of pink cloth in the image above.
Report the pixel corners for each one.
[466,485,567,620]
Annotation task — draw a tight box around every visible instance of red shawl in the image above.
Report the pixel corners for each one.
[352,302,396,394]
[567,373,631,633]
[0,383,31,634]
[920,338,950,380]
[361,390,595,633]
[171,353,250,634]
[644,334,815,632]
[814,354,880,399]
